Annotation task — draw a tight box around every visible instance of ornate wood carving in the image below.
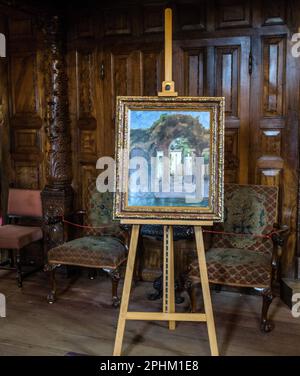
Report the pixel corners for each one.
[41,14,73,249]
[76,50,96,129]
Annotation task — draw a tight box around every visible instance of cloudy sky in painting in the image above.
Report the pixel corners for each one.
[129,110,210,130]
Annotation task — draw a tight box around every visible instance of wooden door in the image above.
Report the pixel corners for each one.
[174,36,251,185]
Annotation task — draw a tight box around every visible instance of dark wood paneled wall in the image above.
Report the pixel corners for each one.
[1,0,299,280]
[6,15,46,190]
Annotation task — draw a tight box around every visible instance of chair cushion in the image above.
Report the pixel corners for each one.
[48,236,127,269]
[0,225,43,249]
[188,248,271,288]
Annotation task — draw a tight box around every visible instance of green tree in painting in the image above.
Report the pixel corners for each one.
[131,113,210,157]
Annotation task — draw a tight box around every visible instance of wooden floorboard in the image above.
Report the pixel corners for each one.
[0,269,299,356]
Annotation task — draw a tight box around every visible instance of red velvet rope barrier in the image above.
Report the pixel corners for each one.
[61,217,282,239]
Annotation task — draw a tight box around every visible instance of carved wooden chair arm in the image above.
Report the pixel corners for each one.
[271,224,289,269]
[116,224,131,250]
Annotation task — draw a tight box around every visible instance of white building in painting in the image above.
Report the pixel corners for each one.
[151,144,208,203]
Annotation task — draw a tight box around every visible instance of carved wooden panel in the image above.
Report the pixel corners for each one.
[8,18,32,38]
[258,169,281,187]
[262,0,286,25]
[76,51,96,129]
[80,163,98,209]
[141,50,162,96]
[112,54,129,97]
[13,129,40,154]
[261,130,281,156]
[224,130,239,183]
[256,36,286,190]
[79,130,97,156]
[263,37,285,117]
[10,53,42,127]
[143,4,163,33]
[256,156,283,186]
[14,162,40,189]
[215,0,251,29]
[183,49,205,96]
[104,9,131,36]
[216,46,239,118]
[176,2,206,31]
[75,15,94,38]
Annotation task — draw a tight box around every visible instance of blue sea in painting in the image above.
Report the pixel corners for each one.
[128,194,209,208]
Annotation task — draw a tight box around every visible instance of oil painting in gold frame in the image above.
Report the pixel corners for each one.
[114,96,225,221]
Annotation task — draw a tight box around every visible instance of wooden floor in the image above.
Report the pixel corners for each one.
[0,269,299,356]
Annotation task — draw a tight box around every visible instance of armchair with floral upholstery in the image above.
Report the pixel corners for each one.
[45,180,130,307]
[185,184,288,332]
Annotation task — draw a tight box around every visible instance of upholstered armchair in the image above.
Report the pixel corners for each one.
[185,184,288,332]
[45,180,130,307]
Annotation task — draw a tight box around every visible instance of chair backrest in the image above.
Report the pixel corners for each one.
[212,184,278,254]
[84,180,120,236]
[7,188,43,218]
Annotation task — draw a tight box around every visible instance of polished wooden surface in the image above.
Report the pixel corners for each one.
[113,224,140,356]
[0,0,299,279]
[0,269,299,356]
[194,226,218,355]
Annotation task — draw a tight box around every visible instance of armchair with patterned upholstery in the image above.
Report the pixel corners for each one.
[45,180,130,307]
[185,184,288,332]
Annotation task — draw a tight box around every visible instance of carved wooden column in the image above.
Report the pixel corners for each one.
[41,15,73,250]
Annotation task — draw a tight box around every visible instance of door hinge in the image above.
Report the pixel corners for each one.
[248,51,253,75]
[100,61,105,80]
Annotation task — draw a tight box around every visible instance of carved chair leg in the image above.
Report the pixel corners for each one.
[148,273,185,303]
[9,250,15,268]
[16,249,22,288]
[45,264,57,304]
[108,269,121,308]
[214,284,222,293]
[185,278,198,313]
[175,274,185,304]
[261,288,274,333]
[148,274,163,301]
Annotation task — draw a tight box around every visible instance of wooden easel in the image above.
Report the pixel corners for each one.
[113,8,219,356]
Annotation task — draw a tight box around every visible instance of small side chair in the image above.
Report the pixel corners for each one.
[45,180,130,307]
[0,188,44,287]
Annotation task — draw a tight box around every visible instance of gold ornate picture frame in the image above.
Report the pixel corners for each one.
[114,96,225,221]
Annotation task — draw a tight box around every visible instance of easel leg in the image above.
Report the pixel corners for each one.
[113,224,140,356]
[163,226,176,330]
[194,226,219,356]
